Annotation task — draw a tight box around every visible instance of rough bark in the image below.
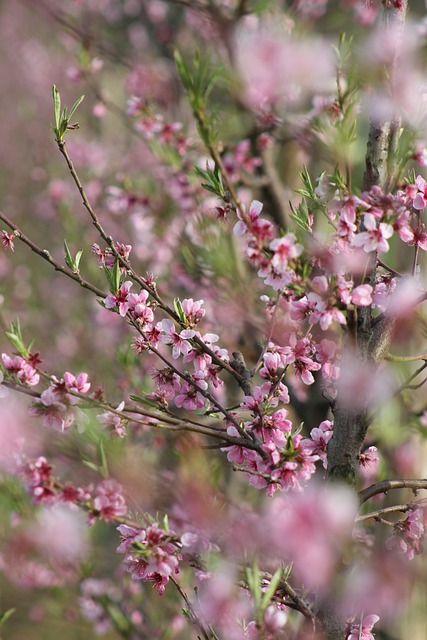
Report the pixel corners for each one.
[321,2,408,638]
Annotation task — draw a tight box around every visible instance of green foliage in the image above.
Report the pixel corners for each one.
[0,608,16,630]
[194,163,225,198]
[64,239,83,274]
[174,50,220,146]
[290,166,326,232]
[5,319,33,359]
[173,298,186,324]
[246,561,285,626]
[103,257,123,294]
[51,85,84,141]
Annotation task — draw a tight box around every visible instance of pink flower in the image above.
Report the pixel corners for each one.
[351,284,373,306]
[269,233,304,273]
[347,614,380,640]
[413,175,427,210]
[2,353,40,386]
[128,290,154,324]
[117,523,181,594]
[92,479,127,521]
[352,214,393,253]
[29,387,75,432]
[267,484,358,587]
[282,334,321,385]
[0,230,15,251]
[97,401,127,437]
[104,281,133,317]
[233,200,263,236]
[181,298,205,326]
[63,372,91,399]
[174,375,207,411]
[21,457,56,505]
[301,420,334,468]
[386,509,425,560]
[161,319,195,359]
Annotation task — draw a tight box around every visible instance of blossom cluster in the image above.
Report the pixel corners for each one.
[116,523,181,595]
[102,291,229,411]
[2,352,40,386]
[21,456,127,524]
[386,508,426,560]
[28,371,90,432]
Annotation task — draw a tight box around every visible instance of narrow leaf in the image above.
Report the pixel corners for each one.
[69,94,85,119]
[64,239,73,269]
[0,608,16,628]
[52,85,61,132]
[260,566,283,611]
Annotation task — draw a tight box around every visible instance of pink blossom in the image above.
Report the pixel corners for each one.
[282,334,321,385]
[347,614,380,640]
[351,284,373,306]
[128,290,154,324]
[258,262,295,291]
[386,508,425,560]
[266,484,358,587]
[117,523,181,594]
[2,353,40,386]
[161,319,195,359]
[174,375,207,411]
[359,446,380,483]
[412,144,427,166]
[413,175,427,210]
[269,233,304,273]
[104,281,133,317]
[63,371,91,399]
[181,298,205,326]
[352,213,393,253]
[97,401,127,437]
[22,457,56,505]
[92,479,127,522]
[0,230,15,251]
[234,200,263,236]
[408,224,427,251]
[29,387,75,432]
[301,420,333,468]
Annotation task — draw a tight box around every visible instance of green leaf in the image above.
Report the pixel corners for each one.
[52,85,61,134]
[103,257,122,294]
[129,394,162,410]
[0,608,16,629]
[289,200,311,233]
[163,514,169,531]
[64,240,83,273]
[69,94,85,119]
[174,50,192,92]
[260,566,283,611]
[246,560,261,610]
[112,257,122,293]
[98,440,109,478]
[173,298,186,323]
[74,250,83,272]
[82,460,100,473]
[5,319,30,358]
[64,239,74,269]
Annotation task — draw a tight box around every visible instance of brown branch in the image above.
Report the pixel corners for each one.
[359,479,427,505]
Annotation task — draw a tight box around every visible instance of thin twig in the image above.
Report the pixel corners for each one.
[0,211,106,298]
[355,502,423,523]
[54,139,249,391]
